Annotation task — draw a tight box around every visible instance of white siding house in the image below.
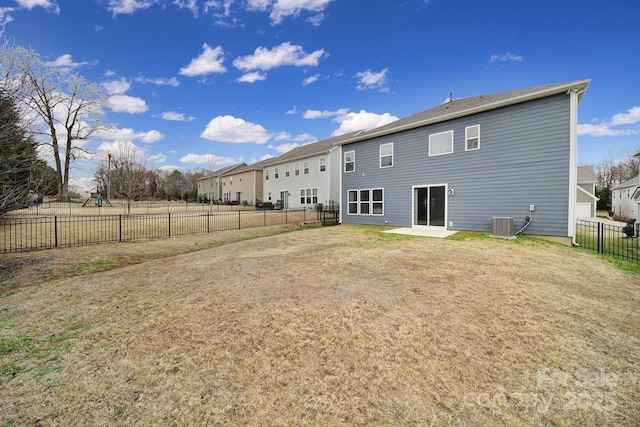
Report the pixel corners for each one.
[612,176,639,220]
[196,163,246,203]
[261,131,363,209]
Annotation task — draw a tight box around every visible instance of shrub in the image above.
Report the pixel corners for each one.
[622,219,637,237]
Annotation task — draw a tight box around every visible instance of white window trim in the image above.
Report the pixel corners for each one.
[303,161,310,175]
[347,188,384,215]
[465,124,480,151]
[380,142,393,168]
[429,130,454,157]
[320,157,326,172]
[344,150,355,173]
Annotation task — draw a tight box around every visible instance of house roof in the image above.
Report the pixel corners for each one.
[226,157,274,174]
[260,130,365,167]
[577,165,597,184]
[197,163,246,181]
[612,176,640,190]
[338,79,591,145]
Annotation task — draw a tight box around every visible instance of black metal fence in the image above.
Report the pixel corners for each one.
[575,219,639,263]
[1,208,324,253]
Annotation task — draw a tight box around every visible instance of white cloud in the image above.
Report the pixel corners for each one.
[200,115,271,144]
[146,153,167,163]
[140,130,164,143]
[179,43,227,77]
[293,133,316,142]
[274,131,291,141]
[108,95,149,113]
[16,0,59,13]
[246,0,271,12]
[96,140,146,160]
[489,52,523,63]
[578,106,640,137]
[108,0,158,15]
[179,153,237,165]
[307,13,325,26]
[45,54,94,69]
[174,0,198,16]
[610,106,640,126]
[0,7,16,25]
[355,68,389,92]
[135,76,180,87]
[331,110,399,136]
[237,72,267,83]
[99,127,164,143]
[303,108,349,119]
[162,111,195,121]
[269,0,334,25]
[269,142,300,153]
[302,74,320,86]
[158,165,182,172]
[233,42,326,72]
[102,77,131,95]
[286,106,298,115]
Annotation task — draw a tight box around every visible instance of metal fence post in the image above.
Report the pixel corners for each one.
[119,214,122,242]
[54,216,58,248]
[168,213,171,237]
[238,210,241,230]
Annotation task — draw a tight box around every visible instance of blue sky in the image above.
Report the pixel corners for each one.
[2,0,639,189]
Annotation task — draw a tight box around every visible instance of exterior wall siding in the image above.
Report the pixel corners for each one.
[263,154,331,209]
[341,94,573,237]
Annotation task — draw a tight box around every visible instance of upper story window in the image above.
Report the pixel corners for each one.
[295,163,300,176]
[320,157,326,172]
[265,169,270,180]
[285,165,290,177]
[230,177,233,185]
[304,161,310,175]
[429,130,454,156]
[465,125,480,151]
[344,150,355,173]
[274,167,279,179]
[380,143,393,168]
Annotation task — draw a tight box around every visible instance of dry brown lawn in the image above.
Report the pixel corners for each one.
[1,225,638,426]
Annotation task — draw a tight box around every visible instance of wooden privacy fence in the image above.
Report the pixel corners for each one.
[575,219,639,263]
[1,209,319,253]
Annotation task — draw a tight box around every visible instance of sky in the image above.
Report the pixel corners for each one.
[1,0,639,190]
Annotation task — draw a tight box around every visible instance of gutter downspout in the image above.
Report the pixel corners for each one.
[568,88,579,246]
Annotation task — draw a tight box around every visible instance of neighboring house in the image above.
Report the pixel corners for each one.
[612,176,639,220]
[196,163,246,203]
[218,158,273,205]
[338,79,591,244]
[576,165,599,218]
[261,131,363,209]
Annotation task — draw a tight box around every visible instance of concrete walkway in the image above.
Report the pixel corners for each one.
[382,227,458,239]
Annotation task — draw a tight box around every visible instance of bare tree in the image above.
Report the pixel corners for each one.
[1,45,108,201]
[596,148,640,186]
[106,142,149,214]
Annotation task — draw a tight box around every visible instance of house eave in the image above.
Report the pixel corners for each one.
[339,79,591,146]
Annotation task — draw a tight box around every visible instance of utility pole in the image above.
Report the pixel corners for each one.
[107,153,111,204]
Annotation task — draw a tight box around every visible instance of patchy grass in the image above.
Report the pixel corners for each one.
[0,225,638,426]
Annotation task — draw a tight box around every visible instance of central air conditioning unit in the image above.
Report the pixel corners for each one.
[491,217,515,239]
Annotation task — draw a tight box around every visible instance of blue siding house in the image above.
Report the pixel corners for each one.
[339,80,591,244]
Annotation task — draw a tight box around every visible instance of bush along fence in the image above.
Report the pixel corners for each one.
[575,219,639,263]
[1,208,334,253]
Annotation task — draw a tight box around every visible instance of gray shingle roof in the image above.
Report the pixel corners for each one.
[340,79,591,145]
[577,165,597,184]
[260,130,365,167]
[197,163,246,181]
